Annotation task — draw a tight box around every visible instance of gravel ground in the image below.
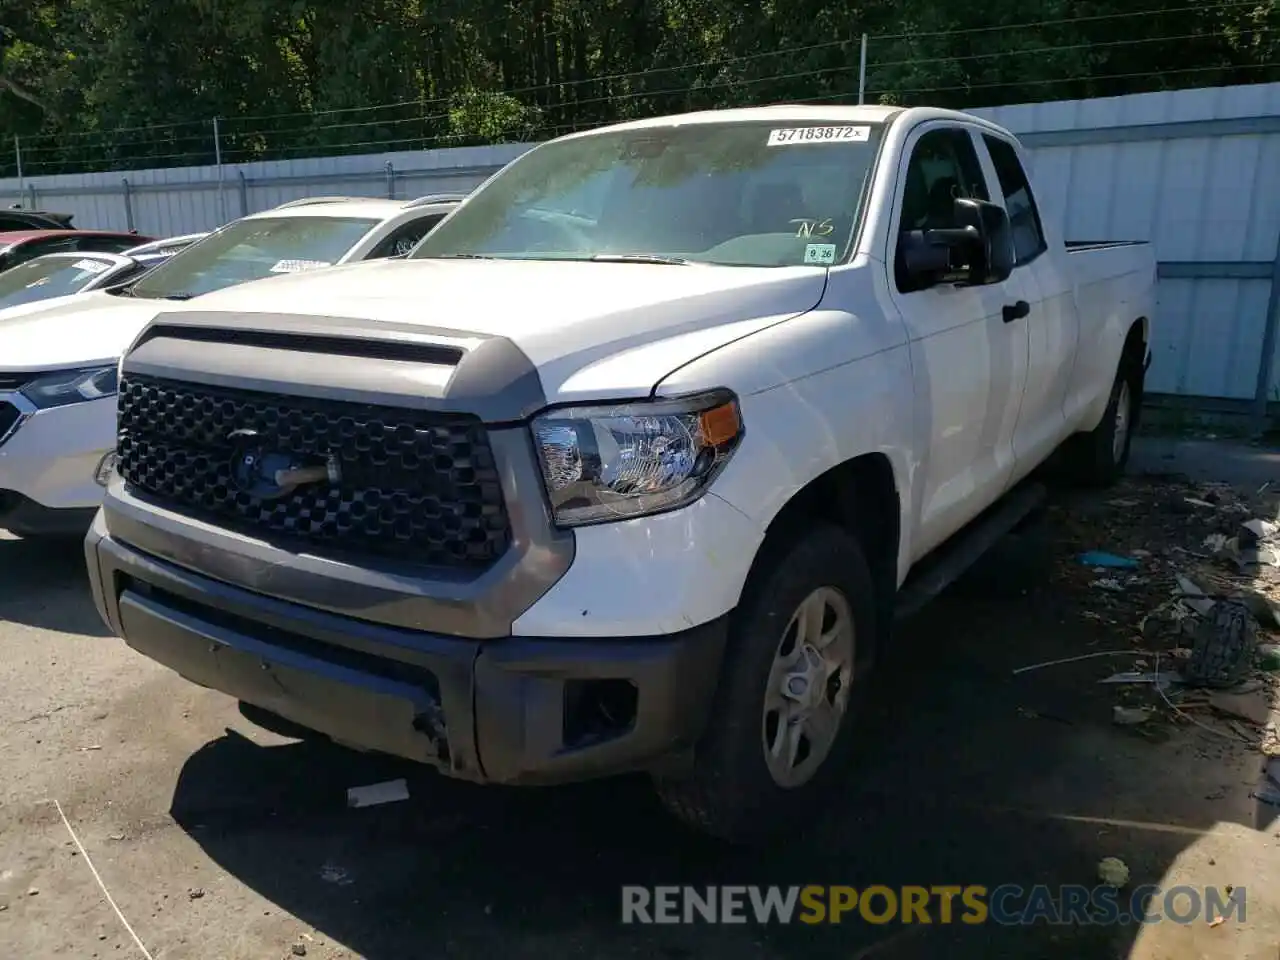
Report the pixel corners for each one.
[0,465,1277,960]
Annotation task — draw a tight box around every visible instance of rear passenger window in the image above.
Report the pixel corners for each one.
[982,135,1047,264]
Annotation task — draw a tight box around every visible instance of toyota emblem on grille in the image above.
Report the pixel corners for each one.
[227,428,341,500]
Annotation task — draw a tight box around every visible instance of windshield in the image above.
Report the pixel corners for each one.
[129,216,378,300]
[0,256,117,308]
[412,120,884,267]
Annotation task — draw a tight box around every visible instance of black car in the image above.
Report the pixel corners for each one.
[0,207,76,231]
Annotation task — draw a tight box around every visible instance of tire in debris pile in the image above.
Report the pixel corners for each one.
[1182,601,1257,689]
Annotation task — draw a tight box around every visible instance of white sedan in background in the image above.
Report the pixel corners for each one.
[0,234,208,317]
[0,193,464,537]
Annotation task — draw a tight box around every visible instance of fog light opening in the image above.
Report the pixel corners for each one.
[563,678,638,748]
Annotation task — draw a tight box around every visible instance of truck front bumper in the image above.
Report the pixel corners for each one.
[85,512,728,785]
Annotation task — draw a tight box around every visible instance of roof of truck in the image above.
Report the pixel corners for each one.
[563,104,903,139]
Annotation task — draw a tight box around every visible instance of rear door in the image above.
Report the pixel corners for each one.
[976,132,1075,475]
[886,122,1033,560]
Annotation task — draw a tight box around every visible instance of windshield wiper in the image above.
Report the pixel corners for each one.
[589,253,692,265]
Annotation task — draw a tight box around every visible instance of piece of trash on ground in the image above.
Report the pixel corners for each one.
[347,778,409,808]
[1078,551,1140,569]
[1107,499,1140,508]
[1184,497,1218,509]
[319,862,353,886]
[1092,578,1124,592]
[1113,705,1155,726]
[1207,687,1273,726]
[1099,671,1179,693]
[1097,857,1130,888]
[1175,575,1217,616]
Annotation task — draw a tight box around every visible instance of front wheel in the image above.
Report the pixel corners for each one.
[653,525,877,842]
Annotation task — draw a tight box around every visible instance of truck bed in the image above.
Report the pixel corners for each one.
[1065,239,1155,324]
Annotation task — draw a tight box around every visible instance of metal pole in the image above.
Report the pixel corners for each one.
[385,161,395,200]
[1250,225,1280,436]
[237,170,248,218]
[858,34,868,105]
[13,136,24,200]
[121,178,134,232]
[213,117,227,223]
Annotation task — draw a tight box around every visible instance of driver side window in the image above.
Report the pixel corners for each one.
[896,128,989,293]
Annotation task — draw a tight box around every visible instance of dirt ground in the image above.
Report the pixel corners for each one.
[1,452,1278,960]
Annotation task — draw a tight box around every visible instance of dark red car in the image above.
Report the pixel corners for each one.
[0,229,156,272]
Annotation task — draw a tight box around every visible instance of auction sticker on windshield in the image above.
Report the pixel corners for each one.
[270,259,330,274]
[768,126,871,146]
[72,259,110,273]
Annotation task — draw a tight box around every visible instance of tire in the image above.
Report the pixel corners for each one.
[1183,601,1257,689]
[653,525,878,843]
[1067,357,1141,487]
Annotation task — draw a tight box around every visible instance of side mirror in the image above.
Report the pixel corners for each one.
[897,197,1015,289]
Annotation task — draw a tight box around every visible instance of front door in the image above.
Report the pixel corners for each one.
[886,123,1032,561]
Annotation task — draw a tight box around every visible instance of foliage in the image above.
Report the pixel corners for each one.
[1,0,1276,176]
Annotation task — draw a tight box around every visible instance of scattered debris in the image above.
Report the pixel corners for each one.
[291,945,308,957]
[1113,705,1155,726]
[1012,650,1150,676]
[1207,687,1272,726]
[26,887,38,897]
[1079,551,1140,569]
[1097,857,1130,888]
[1107,499,1140,508]
[347,778,409,809]
[1091,578,1125,592]
[319,862,353,886]
[1184,497,1217,509]
[187,888,205,900]
[1207,915,1226,928]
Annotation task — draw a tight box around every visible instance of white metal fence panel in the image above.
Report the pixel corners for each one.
[974,82,1280,411]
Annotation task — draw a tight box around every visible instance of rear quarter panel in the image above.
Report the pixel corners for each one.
[1065,244,1156,432]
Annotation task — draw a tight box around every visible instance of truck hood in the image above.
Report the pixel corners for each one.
[0,292,175,371]
[174,257,829,402]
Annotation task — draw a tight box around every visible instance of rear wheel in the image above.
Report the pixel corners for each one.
[653,525,877,842]
[1067,358,1141,487]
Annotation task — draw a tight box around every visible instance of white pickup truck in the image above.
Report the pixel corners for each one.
[85,105,1155,840]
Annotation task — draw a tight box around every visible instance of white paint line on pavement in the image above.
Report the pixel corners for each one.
[51,798,155,960]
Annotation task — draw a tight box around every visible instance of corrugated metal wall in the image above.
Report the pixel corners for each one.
[974,82,1280,406]
[1,82,1278,409]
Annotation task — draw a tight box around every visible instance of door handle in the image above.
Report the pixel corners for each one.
[1003,300,1030,323]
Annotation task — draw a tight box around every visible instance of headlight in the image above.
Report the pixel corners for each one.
[532,389,744,527]
[20,365,119,409]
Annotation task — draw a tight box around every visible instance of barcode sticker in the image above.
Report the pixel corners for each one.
[270,258,330,274]
[768,126,871,146]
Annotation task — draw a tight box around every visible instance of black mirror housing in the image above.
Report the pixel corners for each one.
[897,197,1015,291]
[953,197,1014,285]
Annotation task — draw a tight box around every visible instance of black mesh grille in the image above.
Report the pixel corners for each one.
[116,375,511,569]
[0,401,20,443]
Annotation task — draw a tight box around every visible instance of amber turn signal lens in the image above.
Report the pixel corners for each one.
[699,401,741,447]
